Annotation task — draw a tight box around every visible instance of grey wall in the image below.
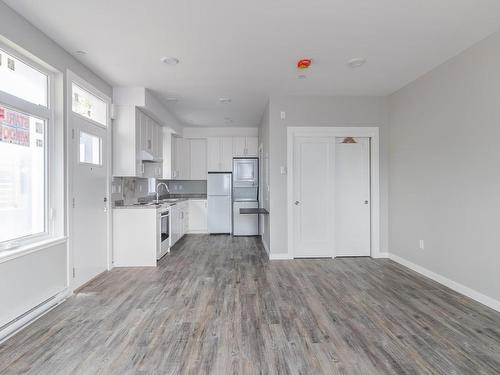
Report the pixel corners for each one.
[0,1,111,96]
[258,104,271,250]
[389,30,500,302]
[0,2,113,331]
[267,95,389,255]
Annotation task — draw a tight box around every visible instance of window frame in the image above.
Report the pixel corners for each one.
[71,82,109,128]
[0,42,56,251]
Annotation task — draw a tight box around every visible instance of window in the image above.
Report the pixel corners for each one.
[0,105,46,243]
[72,83,107,126]
[79,131,101,165]
[0,44,56,251]
[0,49,48,107]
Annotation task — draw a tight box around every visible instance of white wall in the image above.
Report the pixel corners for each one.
[267,95,389,255]
[258,104,271,251]
[182,127,258,138]
[389,30,500,304]
[0,1,112,333]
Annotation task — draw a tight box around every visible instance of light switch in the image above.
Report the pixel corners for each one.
[280,166,287,175]
[280,111,286,120]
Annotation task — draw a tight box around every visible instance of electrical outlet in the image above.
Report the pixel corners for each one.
[280,111,286,120]
[419,239,425,250]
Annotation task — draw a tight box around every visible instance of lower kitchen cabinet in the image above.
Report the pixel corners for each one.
[113,208,160,267]
[170,200,190,247]
[188,199,208,233]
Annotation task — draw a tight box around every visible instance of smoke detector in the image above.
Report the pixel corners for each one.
[348,58,367,68]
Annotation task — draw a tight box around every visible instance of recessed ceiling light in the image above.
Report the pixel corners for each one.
[348,58,367,68]
[219,98,232,103]
[165,97,178,102]
[160,57,180,65]
[75,50,87,56]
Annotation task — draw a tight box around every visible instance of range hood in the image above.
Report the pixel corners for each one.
[141,150,158,162]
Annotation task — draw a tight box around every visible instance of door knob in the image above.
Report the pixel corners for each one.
[364,200,369,204]
[294,201,300,206]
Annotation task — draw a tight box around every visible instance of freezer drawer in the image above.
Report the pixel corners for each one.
[208,195,232,234]
[233,201,259,236]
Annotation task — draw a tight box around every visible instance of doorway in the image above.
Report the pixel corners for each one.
[68,71,111,290]
[287,127,380,259]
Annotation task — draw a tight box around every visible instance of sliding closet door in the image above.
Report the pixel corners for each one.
[334,137,371,256]
[292,136,334,258]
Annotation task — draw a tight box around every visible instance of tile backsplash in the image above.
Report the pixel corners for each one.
[112,177,207,205]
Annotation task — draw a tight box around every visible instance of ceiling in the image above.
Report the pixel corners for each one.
[4,0,500,127]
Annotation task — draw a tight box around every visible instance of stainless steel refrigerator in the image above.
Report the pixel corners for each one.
[232,158,259,236]
[207,172,232,234]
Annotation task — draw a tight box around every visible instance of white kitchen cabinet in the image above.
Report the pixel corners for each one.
[113,105,163,177]
[113,208,159,267]
[207,137,221,171]
[171,136,190,179]
[170,204,180,246]
[190,139,207,180]
[232,137,246,157]
[245,136,258,156]
[181,201,189,237]
[208,137,233,171]
[232,136,258,157]
[221,137,233,171]
[170,201,190,246]
[188,199,208,233]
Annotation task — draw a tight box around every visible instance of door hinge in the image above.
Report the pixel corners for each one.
[71,128,75,139]
[72,197,75,208]
[72,267,76,278]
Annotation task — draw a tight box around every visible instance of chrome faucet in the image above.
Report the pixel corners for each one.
[155,182,170,203]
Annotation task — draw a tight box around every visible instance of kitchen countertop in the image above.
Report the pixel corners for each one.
[113,195,207,210]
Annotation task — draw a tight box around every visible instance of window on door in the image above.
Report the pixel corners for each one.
[79,131,102,165]
[0,47,52,248]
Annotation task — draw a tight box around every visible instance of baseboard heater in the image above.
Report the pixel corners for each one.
[0,289,68,343]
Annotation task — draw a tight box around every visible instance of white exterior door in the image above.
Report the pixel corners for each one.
[70,75,110,289]
[292,136,333,258]
[334,137,371,256]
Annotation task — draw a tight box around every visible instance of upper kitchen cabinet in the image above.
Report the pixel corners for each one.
[207,137,233,172]
[138,109,163,162]
[113,105,163,177]
[171,136,190,179]
[232,136,258,157]
[190,139,207,180]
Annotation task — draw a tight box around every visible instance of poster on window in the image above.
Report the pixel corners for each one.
[0,106,30,147]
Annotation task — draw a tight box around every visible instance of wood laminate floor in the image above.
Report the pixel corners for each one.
[1,235,500,374]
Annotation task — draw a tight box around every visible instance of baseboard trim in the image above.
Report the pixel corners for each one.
[389,254,500,313]
[269,253,293,260]
[0,288,70,343]
[374,252,389,259]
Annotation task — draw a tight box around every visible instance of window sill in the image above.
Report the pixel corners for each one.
[0,237,67,264]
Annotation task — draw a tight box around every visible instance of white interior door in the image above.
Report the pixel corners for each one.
[334,137,371,256]
[292,137,333,258]
[70,78,110,289]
